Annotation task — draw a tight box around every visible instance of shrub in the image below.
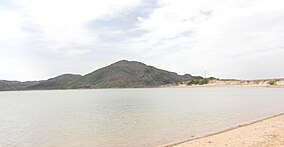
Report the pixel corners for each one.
[198,79,209,85]
[208,77,216,80]
[267,80,278,85]
[187,79,209,85]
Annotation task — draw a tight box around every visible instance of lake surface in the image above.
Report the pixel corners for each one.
[0,87,284,147]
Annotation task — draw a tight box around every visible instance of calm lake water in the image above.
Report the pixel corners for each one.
[0,87,284,147]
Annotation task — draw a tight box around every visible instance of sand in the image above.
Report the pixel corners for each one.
[160,113,284,147]
[160,79,284,88]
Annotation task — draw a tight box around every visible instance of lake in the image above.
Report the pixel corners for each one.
[0,87,284,147]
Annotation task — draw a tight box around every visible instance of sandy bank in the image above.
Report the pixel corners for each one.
[161,79,284,88]
[160,113,284,147]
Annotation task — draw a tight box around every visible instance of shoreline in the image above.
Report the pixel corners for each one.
[159,112,284,147]
[1,84,284,93]
[161,84,284,89]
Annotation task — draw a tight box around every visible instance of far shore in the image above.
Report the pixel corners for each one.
[159,113,284,147]
[160,84,284,88]
[1,78,284,92]
[160,79,284,89]
[1,84,284,93]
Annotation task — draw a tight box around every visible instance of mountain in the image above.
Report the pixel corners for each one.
[28,74,82,90]
[65,60,196,88]
[0,60,199,91]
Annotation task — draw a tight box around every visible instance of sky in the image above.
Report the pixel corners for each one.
[1,0,284,81]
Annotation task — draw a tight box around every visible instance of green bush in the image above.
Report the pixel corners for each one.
[187,79,209,85]
[267,80,278,85]
[198,79,209,85]
[173,82,179,85]
[208,77,216,80]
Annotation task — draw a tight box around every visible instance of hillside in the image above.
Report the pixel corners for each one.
[28,74,82,90]
[65,60,196,88]
[0,81,15,91]
[0,80,40,91]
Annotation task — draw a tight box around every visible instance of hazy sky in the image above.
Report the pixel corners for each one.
[1,0,284,81]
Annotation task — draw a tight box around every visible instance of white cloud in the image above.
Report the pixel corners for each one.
[0,9,25,40]
[121,0,284,79]
[0,57,42,81]
[1,0,284,80]
[12,0,142,54]
[0,0,143,80]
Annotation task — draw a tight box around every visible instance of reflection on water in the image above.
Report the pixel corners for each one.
[0,87,284,146]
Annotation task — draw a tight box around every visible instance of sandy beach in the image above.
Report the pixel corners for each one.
[161,113,284,147]
[161,79,284,88]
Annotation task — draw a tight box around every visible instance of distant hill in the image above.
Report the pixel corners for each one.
[0,74,81,91]
[65,60,196,88]
[5,81,40,90]
[0,80,40,91]
[28,74,82,90]
[0,81,15,91]
[0,60,199,91]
